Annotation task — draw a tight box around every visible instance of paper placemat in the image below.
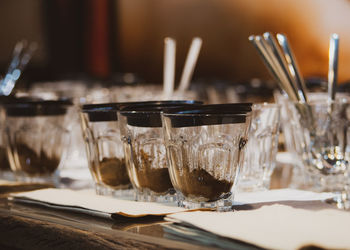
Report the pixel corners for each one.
[9,188,338,221]
[234,188,336,205]
[166,204,350,249]
[10,188,198,218]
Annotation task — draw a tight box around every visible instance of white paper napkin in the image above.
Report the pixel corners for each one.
[166,204,350,249]
[234,188,336,205]
[10,188,195,218]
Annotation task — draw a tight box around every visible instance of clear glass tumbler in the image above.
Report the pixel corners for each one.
[4,99,72,186]
[80,103,132,196]
[289,99,350,208]
[162,104,252,211]
[275,92,319,190]
[238,103,280,191]
[276,92,350,192]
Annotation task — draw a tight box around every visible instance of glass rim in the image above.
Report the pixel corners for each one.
[161,103,252,116]
[162,112,251,118]
[290,99,350,108]
[84,100,202,113]
[3,99,73,107]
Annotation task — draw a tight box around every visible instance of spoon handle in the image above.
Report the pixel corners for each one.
[328,33,339,103]
[276,33,308,103]
[249,35,298,101]
[262,32,299,101]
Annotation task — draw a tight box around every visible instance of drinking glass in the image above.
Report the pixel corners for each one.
[162,104,252,211]
[80,103,132,196]
[238,103,280,191]
[289,99,350,208]
[276,92,350,191]
[5,100,71,186]
[275,92,320,190]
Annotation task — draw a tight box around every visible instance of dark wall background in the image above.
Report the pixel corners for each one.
[1,0,350,85]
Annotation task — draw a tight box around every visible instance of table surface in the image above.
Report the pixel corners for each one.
[0,183,339,250]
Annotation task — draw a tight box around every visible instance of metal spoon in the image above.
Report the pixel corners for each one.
[276,33,308,103]
[263,32,300,102]
[328,33,339,105]
[249,35,290,98]
[249,35,283,88]
[264,32,316,131]
[250,35,299,101]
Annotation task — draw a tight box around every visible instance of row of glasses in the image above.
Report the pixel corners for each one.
[0,80,199,183]
[0,96,281,211]
[80,100,200,198]
[80,100,281,210]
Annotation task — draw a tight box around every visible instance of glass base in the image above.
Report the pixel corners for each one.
[0,170,16,181]
[327,191,350,210]
[15,171,60,187]
[95,184,134,199]
[237,179,269,192]
[134,188,177,203]
[177,192,234,212]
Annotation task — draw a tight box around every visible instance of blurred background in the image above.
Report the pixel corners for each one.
[1,0,350,87]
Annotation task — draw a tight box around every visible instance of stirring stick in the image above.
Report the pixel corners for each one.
[276,33,308,103]
[178,37,202,92]
[328,33,339,104]
[263,32,300,102]
[163,37,176,99]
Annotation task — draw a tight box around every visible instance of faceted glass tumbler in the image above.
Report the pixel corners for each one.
[289,99,350,208]
[275,92,320,191]
[238,103,280,191]
[119,117,175,202]
[162,112,251,211]
[5,103,70,186]
[80,105,131,196]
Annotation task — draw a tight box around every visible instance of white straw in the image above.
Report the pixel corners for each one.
[178,37,202,92]
[163,37,176,99]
